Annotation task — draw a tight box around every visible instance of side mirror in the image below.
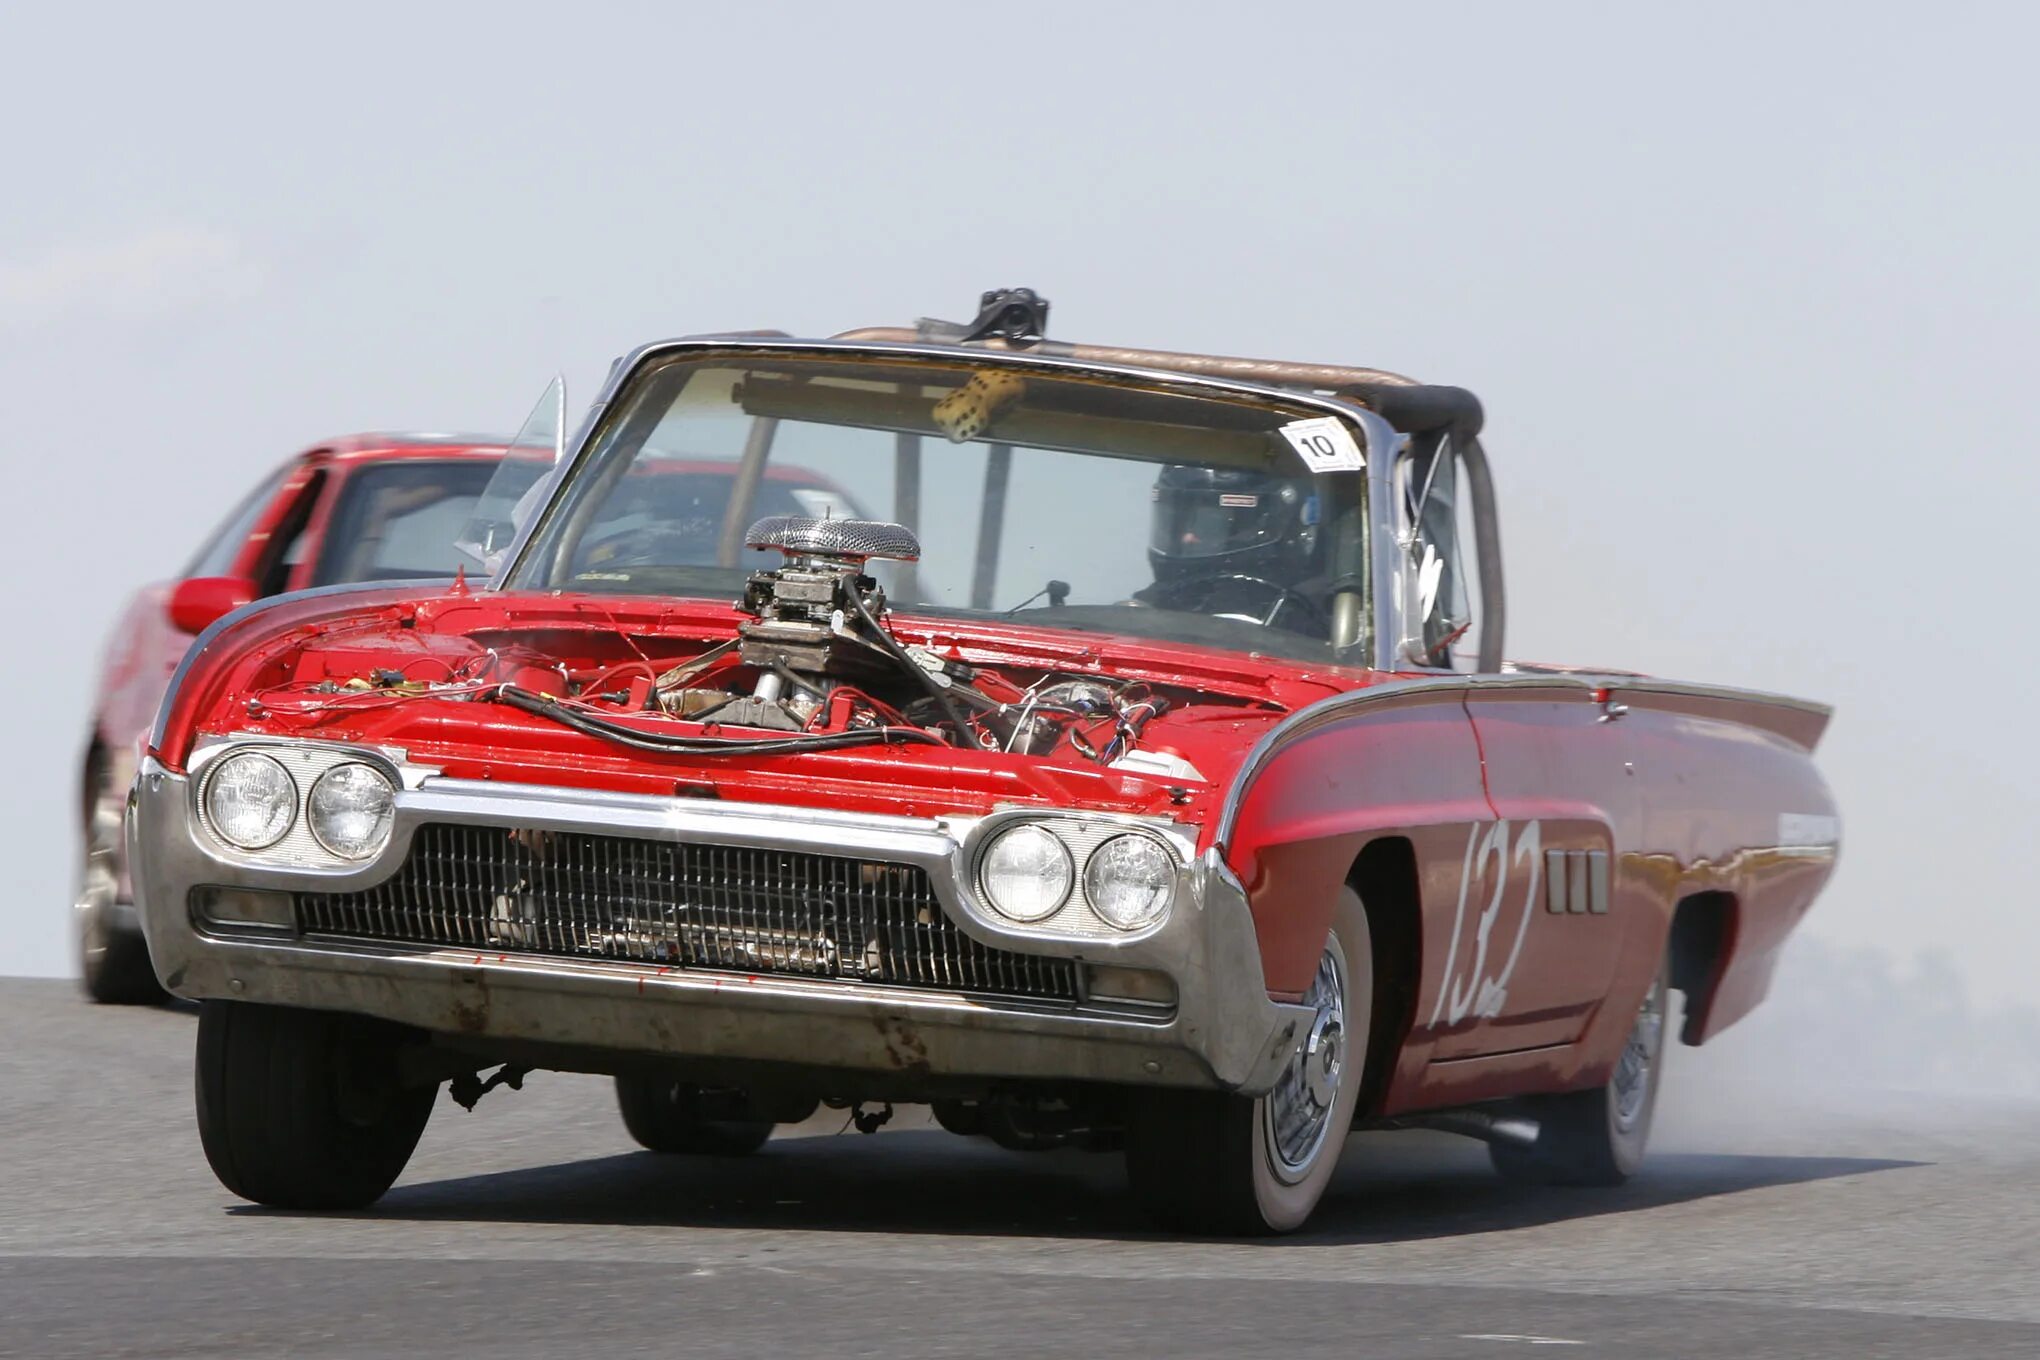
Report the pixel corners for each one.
[167,576,255,634]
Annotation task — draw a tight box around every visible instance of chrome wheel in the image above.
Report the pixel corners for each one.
[1264,943,1347,1183]
[1490,958,1669,1187]
[1126,891,1371,1234]
[1611,975,1665,1134]
[76,870,114,974]
[76,759,167,1006]
[76,792,120,950]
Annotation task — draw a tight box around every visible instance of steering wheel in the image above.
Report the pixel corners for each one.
[1142,574,1328,631]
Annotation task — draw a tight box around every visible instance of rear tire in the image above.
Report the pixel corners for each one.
[1490,961,1668,1186]
[614,1076,775,1155]
[1124,887,1372,1235]
[196,1002,436,1209]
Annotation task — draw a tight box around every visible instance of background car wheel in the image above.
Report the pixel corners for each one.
[614,1076,775,1155]
[196,1001,436,1210]
[1124,886,1372,1235]
[76,756,166,1007]
[78,899,166,1006]
[1490,961,1668,1186]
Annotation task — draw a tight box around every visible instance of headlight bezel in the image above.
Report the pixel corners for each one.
[199,750,300,851]
[964,812,1187,940]
[305,760,398,860]
[189,739,408,867]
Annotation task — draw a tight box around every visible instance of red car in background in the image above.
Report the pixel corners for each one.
[78,435,509,1003]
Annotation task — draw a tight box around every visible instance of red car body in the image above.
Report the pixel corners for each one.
[128,308,1839,1233]
[78,435,508,1001]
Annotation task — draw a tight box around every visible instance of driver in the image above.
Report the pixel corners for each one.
[1134,465,1327,636]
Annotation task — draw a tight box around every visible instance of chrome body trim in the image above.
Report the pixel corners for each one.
[132,759,1311,1094]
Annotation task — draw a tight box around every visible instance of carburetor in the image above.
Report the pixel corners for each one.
[718,516,925,728]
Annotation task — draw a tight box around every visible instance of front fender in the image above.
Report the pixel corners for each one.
[1219,681,1488,995]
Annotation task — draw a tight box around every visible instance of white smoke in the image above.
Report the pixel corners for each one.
[1665,933,2040,1112]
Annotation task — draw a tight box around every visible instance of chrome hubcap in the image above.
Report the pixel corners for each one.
[76,788,120,969]
[1266,943,1347,1182]
[1612,976,1665,1133]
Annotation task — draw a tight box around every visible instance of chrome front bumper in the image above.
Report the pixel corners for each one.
[130,757,1310,1094]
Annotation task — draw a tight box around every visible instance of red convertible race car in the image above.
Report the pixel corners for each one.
[130,292,1839,1233]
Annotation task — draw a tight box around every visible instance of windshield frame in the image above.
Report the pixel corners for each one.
[492,338,1403,668]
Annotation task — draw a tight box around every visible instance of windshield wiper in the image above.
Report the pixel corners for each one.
[1005,580,1071,613]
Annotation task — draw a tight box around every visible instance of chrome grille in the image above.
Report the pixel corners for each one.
[293,823,1076,1001]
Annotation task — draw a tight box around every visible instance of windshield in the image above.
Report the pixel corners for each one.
[503,351,1371,661]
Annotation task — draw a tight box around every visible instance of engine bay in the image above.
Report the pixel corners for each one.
[640,515,1173,763]
[243,516,1315,789]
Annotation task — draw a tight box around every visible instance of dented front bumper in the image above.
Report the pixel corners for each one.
[130,755,1310,1094]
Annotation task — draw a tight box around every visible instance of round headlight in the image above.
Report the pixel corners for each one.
[307,762,396,859]
[1084,834,1176,931]
[204,752,297,850]
[978,823,1073,923]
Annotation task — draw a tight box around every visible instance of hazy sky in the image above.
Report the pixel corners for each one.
[4,3,2033,1005]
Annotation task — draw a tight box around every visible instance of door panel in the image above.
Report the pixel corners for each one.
[1432,689,1638,1057]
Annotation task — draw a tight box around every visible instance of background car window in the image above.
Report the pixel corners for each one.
[183,463,293,578]
[311,461,499,586]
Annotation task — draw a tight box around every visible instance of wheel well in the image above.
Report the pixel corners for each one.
[1667,890,1737,1046]
[1347,837,1420,1118]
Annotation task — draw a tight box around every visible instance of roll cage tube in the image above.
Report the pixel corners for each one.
[713,415,781,567]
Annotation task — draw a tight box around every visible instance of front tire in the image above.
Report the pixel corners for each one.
[1124,887,1372,1234]
[1491,962,1668,1186]
[196,1002,436,1209]
[614,1076,775,1155]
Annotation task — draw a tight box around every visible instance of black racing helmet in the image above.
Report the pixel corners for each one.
[1147,464,1320,586]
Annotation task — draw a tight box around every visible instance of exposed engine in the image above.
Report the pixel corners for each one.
[252,514,1241,775]
[472,515,1175,764]
[705,516,938,733]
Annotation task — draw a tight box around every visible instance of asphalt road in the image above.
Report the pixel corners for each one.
[2,977,2036,1358]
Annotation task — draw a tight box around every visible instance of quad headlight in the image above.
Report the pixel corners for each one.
[307,762,396,859]
[1083,833,1176,931]
[203,752,298,850]
[974,819,1180,934]
[977,823,1074,923]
